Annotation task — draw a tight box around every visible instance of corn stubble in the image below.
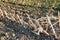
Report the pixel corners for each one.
[0,8,60,39]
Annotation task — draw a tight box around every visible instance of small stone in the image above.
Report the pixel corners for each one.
[12,33,15,37]
[0,22,4,27]
[1,37,5,40]
[5,33,9,38]
[17,39,19,40]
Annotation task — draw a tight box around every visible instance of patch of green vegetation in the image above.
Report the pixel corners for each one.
[1,0,60,8]
[54,4,60,11]
[0,0,60,7]
[25,6,38,10]
[0,33,5,37]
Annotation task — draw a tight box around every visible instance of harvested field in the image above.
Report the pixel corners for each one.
[0,0,60,40]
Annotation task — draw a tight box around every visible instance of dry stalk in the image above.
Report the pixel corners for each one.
[58,11,60,27]
[46,14,57,38]
[38,16,58,20]
[4,11,15,21]
[20,35,29,40]
[0,9,4,18]
[2,9,29,27]
[26,13,37,30]
[0,8,59,39]
[36,19,49,35]
[32,19,49,35]
[16,14,24,25]
[50,21,58,27]
[16,14,29,28]
[4,11,11,19]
